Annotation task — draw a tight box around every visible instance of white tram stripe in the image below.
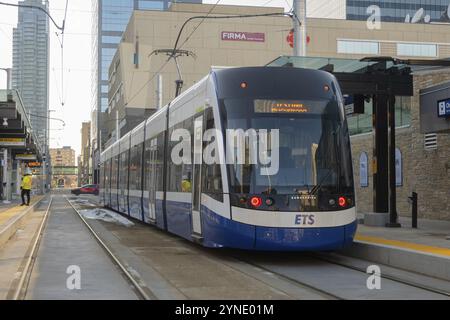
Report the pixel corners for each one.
[231,206,357,228]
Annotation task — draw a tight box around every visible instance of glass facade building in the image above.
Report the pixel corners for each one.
[91,0,201,182]
[347,0,450,23]
[12,0,49,148]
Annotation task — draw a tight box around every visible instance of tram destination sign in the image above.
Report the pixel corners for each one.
[437,98,450,118]
[254,100,310,114]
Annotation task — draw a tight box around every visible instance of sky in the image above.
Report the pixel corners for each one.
[0,0,297,157]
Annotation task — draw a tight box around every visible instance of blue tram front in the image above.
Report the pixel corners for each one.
[199,67,357,250]
[100,66,357,251]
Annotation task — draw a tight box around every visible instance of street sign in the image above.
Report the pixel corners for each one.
[28,162,42,167]
[0,137,26,147]
[15,154,37,160]
[437,98,450,118]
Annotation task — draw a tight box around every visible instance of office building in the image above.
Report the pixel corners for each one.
[90,0,202,183]
[347,0,450,23]
[12,0,50,147]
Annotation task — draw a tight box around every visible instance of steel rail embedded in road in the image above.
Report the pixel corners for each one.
[64,196,155,300]
[227,255,343,300]
[12,196,53,300]
[311,253,450,298]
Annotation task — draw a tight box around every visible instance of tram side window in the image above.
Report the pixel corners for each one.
[156,132,165,191]
[105,159,111,189]
[181,118,193,193]
[136,143,143,190]
[202,108,223,202]
[168,122,184,192]
[111,155,118,190]
[119,150,129,191]
[129,144,143,191]
[143,139,152,192]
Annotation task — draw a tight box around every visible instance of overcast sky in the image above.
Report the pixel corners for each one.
[0,0,295,157]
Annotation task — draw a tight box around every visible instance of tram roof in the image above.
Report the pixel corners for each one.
[267,55,450,74]
[267,56,450,96]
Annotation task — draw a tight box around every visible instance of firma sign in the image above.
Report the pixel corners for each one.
[221,31,265,42]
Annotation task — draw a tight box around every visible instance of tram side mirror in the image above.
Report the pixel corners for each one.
[353,95,365,114]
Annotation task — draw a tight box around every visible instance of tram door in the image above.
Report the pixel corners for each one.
[191,115,203,236]
[148,138,157,222]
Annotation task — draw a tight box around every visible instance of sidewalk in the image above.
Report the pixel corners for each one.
[342,216,450,281]
[356,216,450,253]
[0,196,44,248]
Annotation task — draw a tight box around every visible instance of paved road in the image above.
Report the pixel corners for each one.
[26,195,138,300]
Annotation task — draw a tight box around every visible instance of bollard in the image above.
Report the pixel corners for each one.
[408,192,418,228]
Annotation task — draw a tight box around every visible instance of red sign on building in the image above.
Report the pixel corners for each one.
[221,31,265,42]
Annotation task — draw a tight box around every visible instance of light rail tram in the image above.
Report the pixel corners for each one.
[100,66,357,250]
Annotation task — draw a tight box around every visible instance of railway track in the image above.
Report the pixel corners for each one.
[226,250,450,300]
[11,195,154,300]
[11,196,53,300]
[310,252,450,298]
[19,194,449,300]
[65,196,155,300]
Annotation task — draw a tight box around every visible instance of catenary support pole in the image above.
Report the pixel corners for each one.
[293,0,306,56]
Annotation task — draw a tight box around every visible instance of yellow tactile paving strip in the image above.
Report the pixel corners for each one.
[0,196,44,229]
[355,234,450,258]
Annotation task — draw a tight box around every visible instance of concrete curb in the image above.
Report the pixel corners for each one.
[0,197,45,249]
[339,240,450,282]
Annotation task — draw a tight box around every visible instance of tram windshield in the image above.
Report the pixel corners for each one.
[222,97,354,195]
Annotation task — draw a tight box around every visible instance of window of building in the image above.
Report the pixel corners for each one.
[337,40,380,55]
[347,96,411,136]
[359,152,369,188]
[138,0,164,10]
[395,148,402,187]
[397,43,437,57]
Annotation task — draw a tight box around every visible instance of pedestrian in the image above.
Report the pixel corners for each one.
[20,168,32,206]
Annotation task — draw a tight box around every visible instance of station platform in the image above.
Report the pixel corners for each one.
[0,196,44,248]
[342,216,450,281]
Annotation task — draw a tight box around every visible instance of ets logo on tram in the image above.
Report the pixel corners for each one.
[294,214,315,225]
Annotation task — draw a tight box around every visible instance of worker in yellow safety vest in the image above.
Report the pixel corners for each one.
[20,168,32,206]
[181,174,192,193]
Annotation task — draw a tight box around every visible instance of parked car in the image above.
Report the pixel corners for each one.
[71,184,99,196]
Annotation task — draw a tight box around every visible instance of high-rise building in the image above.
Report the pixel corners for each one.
[90,0,202,183]
[12,0,49,148]
[346,0,450,23]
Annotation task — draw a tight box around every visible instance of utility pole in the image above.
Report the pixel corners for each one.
[156,74,163,109]
[293,0,307,56]
[116,110,120,141]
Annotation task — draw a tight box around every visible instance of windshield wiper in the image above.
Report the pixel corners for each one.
[309,169,333,195]
[309,123,342,195]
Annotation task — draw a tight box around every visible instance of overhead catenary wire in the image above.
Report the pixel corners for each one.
[0,1,64,31]
[171,12,294,58]
[127,10,295,106]
[176,0,221,52]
